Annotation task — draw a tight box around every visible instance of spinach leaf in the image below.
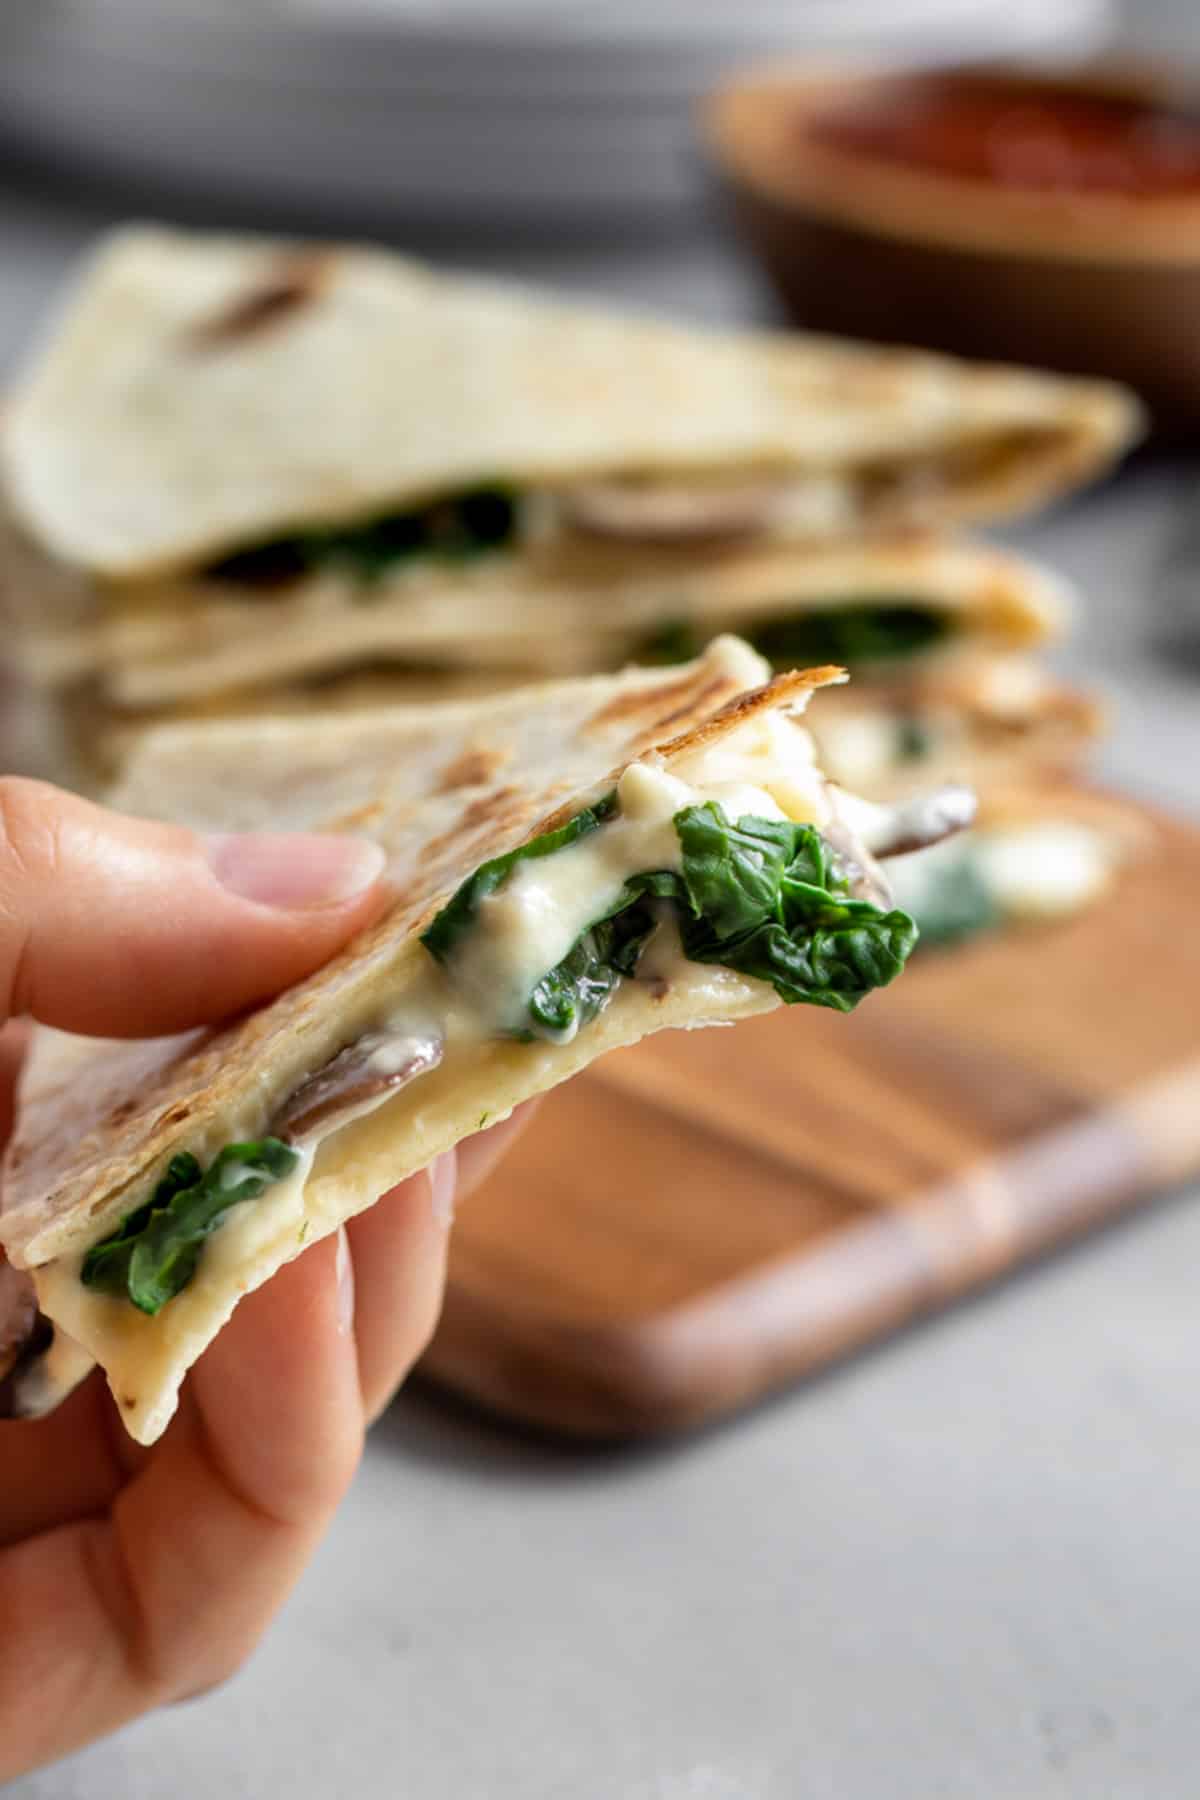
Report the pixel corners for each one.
[749,603,948,670]
[82,1138,299,1316]
[638,620,704,665]
[422,796,916,1041]
[207,485,518,589]
[636,602,949,673]
[669,805,915,1010]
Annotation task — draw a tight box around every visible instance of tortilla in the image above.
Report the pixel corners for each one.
[39,531,1082,798]
[0,637,950,1444]
[3,224,1138,584]
[52,529,1074,711]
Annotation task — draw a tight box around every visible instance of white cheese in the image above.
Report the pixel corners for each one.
[812,712,908,788]
[888,819,1116,927]
[974,822,1115,921]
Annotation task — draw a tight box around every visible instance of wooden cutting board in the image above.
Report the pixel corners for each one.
[425,799,1200,1438]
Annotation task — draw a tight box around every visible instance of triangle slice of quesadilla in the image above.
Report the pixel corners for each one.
[43,529,1073,709]
[3,225,1138,599]
[0,639,971,1444]
[38,533,1087,800]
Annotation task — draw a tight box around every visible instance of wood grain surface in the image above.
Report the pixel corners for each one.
[424,796,1200,1437]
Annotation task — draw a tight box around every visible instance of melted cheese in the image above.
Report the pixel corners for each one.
[974,822,1115,920]
[446,711,827,1041]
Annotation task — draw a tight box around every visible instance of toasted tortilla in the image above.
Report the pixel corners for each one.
[802,655,1102,800]
[71,651,1100,812]
[2,637,920,1443]
[4,225,1139,589]
[57,529,1074,711]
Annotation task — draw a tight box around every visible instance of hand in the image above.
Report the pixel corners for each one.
[0,779,531,1779]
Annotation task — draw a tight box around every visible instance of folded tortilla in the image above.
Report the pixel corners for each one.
[45,534,1091,801]
[53,528,1075,709]
[72,650,1099,816]
[1,225,1139,690]
[0,638,968,1444]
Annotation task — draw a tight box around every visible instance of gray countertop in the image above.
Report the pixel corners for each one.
[5,169,1200,1800]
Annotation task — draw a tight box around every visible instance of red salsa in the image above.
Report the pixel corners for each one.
[809,74,1200,196]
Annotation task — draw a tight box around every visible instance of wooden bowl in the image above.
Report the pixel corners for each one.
[705,61,1200,432]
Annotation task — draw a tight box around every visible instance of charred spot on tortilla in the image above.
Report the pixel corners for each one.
[326,800,388,835]
[582,670,721,734]
[436,746,510,794]
[186,252,334,351]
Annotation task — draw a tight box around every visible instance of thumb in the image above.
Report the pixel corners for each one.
[0,778,387,1037]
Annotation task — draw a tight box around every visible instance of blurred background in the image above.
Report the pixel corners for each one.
[7,4,1200,1799]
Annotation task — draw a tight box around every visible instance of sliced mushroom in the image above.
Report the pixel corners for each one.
[834,783,978,860]
[823,781,977,908]
[0,1258,38,1387]
[560,475,801,545]
[274,1030,444,1145]
[3,1325,95,1421]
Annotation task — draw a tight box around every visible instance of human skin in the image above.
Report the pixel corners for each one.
[0,779,531,1779]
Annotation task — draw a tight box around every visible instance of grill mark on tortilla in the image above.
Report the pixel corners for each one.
[420,785,529,870]
[436,746,508,793]
[327,800,387,834]
[651,666,846,765]
[585,671,720,733]
[187,253,334,350]
[645,677,733,737]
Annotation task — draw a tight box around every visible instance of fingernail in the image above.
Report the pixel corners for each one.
[427,1149,457,1229]
[206,832,385,909]
[334,1227,355,1337]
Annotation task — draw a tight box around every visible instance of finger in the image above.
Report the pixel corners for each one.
[0,778,387,1036]
[0,1229,365,1779]
[456,1100,540,1200]
[345,1102,539,1422]
[0,1372,125,1549]
[343,1160,453,1425]
[0,1018,29,1144]
[0,1104,542,1549]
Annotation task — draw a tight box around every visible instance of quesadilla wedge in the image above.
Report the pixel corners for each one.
[887,780,1151,948]
[1,225,1139,695]
[50,534,1094,804]
[0,638,974,1444]
[51,529,1072,710]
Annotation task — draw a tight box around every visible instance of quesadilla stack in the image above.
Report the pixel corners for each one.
[0,639,978,1442]
[0,226,1138,801]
